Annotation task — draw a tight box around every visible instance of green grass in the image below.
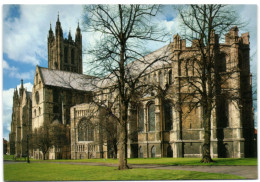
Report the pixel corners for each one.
[5,154,257,166]
[4,163,245,181]
[3,155,28,161]
[40,157,257,166]
[4,155,15,160]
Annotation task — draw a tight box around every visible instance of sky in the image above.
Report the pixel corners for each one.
[2,4,257,140]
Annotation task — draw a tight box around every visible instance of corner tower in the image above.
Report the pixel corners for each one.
[48,14,83,74]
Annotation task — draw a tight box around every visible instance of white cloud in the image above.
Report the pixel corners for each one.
[3,60,34,80]
[3,88,15,140]
[3,60,18,72]
[3,5,84,66]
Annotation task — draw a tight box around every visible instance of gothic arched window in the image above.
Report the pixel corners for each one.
[71,49,74,64]
[151,146,156,158]
[138,104,144,131]
[35,91,39,104]
[64,47,68,63]
[159,71,163,88]
[55,62,58,69]
[78,119,94,141]
[219,53,227,72]
[168,70,172,85]
[164,101,173,131]
[153,73,157,83]
[167,145,173,157]
[148,103,155,131]
[139,146,143,158]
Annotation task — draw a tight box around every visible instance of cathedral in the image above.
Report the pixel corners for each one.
[9,16,256,160]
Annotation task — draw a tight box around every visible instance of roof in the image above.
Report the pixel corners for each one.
[26,91,32,99]
[38,67,97,92]
[96,44,172,88]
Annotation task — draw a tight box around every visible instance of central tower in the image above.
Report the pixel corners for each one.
[48,14,82,74]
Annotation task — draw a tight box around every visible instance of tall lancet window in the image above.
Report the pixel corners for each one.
[138,104,144,131]
[168,70,172,85]
[148,103,155,131]
[159,71,164,88]
[64,47,68,63]
[71,49,75,64]
[164,101,173,131]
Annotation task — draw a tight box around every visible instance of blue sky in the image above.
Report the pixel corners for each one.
[2,5,257,140]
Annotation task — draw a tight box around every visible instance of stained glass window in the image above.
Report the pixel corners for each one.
[148,103,155,131]
[164,101,173,131]
[78,119,94,141]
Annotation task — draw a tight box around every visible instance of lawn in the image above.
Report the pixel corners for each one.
[4,163,245,181]
[5,155,257,165]
[40,157,257,166]
[4,155,29,161]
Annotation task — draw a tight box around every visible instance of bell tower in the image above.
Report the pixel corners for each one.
[48,13,83,74]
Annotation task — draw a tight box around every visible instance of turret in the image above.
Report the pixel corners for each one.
[210,29,219,45]
[55,13,63,37]
[13,88,19,106]
[68,29,72,42]
[75,22,82,44]
[48,23,54,42]
[225,26,239,45]
[75,22,82,74]
[19,79,24,97]
[173,34,181,50]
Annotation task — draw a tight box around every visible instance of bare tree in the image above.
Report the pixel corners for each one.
[83,5,170,169]
[49,121,70,159]
[177,5,246,162]
[33,125,51,160]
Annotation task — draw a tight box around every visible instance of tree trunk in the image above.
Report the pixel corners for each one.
[113,142,117,160]
[118,102,130,170]
[201,107,214,163]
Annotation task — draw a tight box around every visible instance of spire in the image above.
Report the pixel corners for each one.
[68,28,72,41]
[77,21,80,30]
[57,11,60,22]
[75,21,81,43]
[55,12,63,37]
[49,23,53,36]
[21,79,23,89]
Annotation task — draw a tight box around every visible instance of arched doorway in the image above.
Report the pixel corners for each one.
[167,145,173,157]
[151,146,156,158]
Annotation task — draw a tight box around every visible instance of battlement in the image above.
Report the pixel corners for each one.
[172,26,249,51]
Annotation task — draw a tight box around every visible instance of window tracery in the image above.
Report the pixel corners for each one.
[148,103,155,131]
[78,119,94,141]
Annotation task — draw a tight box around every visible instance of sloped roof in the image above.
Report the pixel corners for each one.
[96,44,173,88]
[38,67,97,92]
[26,91,32,99]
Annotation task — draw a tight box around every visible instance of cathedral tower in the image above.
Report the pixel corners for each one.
[48,14,82,74]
